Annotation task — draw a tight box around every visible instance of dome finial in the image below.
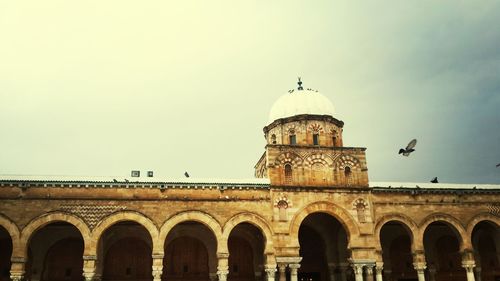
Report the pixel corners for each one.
[297,77,303,90]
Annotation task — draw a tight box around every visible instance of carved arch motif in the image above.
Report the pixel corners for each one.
[304,153,334,168]
[0,214,21,257]
[274,152,303,167]
[334,154,361,170]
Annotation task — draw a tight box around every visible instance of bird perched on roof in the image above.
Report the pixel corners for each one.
[399,139,417,156]
[113,179,118,183]
[430,177,438,183]
[184,172,190,178]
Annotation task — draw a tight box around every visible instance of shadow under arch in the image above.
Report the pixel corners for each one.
[466,213,500,240]
[159,211,223,254]
[417,213,468,251]
[91,211,160,253]
[221,212,274,257]
[289,201,359,248]
[20,212,91,256]
[374,213,418,252]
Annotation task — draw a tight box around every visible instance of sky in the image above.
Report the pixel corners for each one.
[1,1,499,184]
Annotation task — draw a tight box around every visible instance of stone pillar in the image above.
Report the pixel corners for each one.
[473,267,482,281]
[152,254,164,281]
[365,265,374,281]
[413,264,426,281]
[427,265,436,281]
[278,263,287,281]
[217,253,230,281]
[374,264,383,281]
[462,250,476,281]
[327,263,337,281]
[10,257,26,281]
[265,265,277,281]
[350,264,363,281]
[289,263,300,281]
[338,263,348,281]
[412,250,426,281]
[82,255,97,281]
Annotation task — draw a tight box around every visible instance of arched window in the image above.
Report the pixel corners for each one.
[289,135,296,145]
[271,134,276,144]
[344,166,351,177]
[313,134,319,145]
[332,136,337,147]
[284,164,292,183]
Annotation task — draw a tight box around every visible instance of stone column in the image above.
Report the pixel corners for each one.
[462,250,476,281]
[327,263,337,281]
[152,254,164,281]
[82,255,97,281]
[217,253,230,281]
[462,263,476,281]
[365,265,374,281]
[473,267,482,281]
[265,265,277,281]
[427,265,436,281]
[374,264,383,281]
[338,263,348,281]
[289,263,300,281]
[10,257,26,281]
[278,263,287,281]
[413,263,426,281]
[350,264,363,281]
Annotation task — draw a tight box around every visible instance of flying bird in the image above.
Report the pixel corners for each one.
[496,163,500,167]
[184,172,190,178]
[430,177,439,183]
[399,139,417,156]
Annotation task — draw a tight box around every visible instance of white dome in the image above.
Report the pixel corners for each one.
[268,88,335,123]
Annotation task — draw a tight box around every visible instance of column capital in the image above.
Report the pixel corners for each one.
[278,263,287,272]
[289,263,301,270]
[413,262,426,272]
[365,266,374,275]
[462,262,475,273]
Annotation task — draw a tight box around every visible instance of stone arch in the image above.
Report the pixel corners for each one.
[304,153,334,168]
[159,211,223,254]
[221,212,275,256]
[0,214,21,257]
[374,213,418,251]
[333,154,361,170]
[20,212,92,257]
[417,213,469,251]
[274,152,303,167]
[92,211,159,253]
[466,213,500,243]
[289,201,360,248]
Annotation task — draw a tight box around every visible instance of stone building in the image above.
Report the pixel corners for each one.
[0,80,499,281]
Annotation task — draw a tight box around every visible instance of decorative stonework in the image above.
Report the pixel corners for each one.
[335,154,361,170]
[487,203,499,217]
[274,194,292,209]
[353,199,368,223]
[308,123,323,133]
[59,204,127,229]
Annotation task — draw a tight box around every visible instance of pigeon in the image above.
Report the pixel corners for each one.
[184,172,190,178]
[113,179,118,183]
[496,163,500,167]
[430,177,438,183]
[399,139,417,156]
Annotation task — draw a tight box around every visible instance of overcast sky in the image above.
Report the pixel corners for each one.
[1,1,499,184]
